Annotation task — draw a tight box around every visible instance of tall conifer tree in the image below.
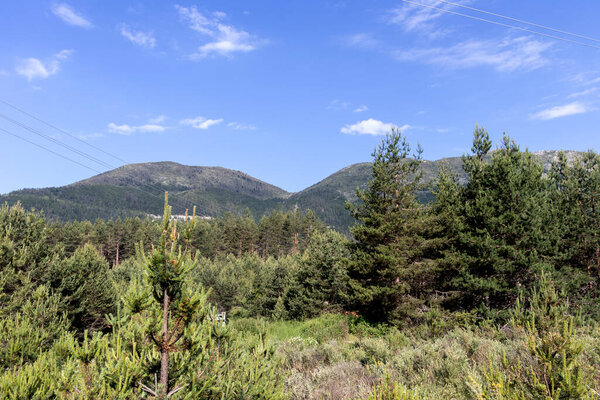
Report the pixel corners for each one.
[346,129,436,323]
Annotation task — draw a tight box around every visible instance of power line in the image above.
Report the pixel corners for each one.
[0,101,199,213]
[0,125,197,214]
[433,0,600,44]
[399,0,600,50]
[0,118,198,214]
[0,127,102,174]
[0,98,127,164]
[0,112,115,170]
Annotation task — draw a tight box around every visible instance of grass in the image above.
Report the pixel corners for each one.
[231,313,600,400]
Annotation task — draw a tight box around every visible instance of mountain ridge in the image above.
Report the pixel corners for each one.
[0,150,584,230]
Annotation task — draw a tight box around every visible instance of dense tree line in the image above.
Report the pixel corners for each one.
[343,127,600,324]
[0,126,599,397]
[49,208,326,266]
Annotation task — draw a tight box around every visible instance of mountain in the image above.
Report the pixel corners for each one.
[0,151,582,230]
[1,162,290,221]
[283,156,470,229]
[74,162,289,200]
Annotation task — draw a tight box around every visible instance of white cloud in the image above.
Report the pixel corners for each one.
[567,87,598,99]
[175,5,260,58]
[51,3,92,28]
[343,33,379,49]
[530,102,589,120]
[16,59,49,80]
[566,73,600,86]
[120,25,156,49]
[227,122,256,130]
[108,123,166,135]
[149,115,167,124]
[389,0,465,37]
[395,36,552,72]
[353,105,368,113]
[328,99,351,110]
[55,49,73,59]
[15,50,73,81]
[180,116,224,129]
[341,118,411,136]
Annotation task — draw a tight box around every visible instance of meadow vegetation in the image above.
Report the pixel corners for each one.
[0,127,599,398]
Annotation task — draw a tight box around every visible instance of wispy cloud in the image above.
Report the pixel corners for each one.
[119,25,156,49]
[227,122,257,130]
[51,3,92,28]
[389,0,465,37]
[149,115,167,124]
[180,116,224,129]
[530,102,589,120]
[395,36,552,72]
[342,33,380,49]
[328,99,351,110]
[108,122,166,135]
[15,49,73,81]
[567,87,598,99]
[353,105,368,113]
[341,118,410,136]
[175,5,260,58]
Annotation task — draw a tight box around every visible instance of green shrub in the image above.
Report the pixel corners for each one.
[365,372,421,400]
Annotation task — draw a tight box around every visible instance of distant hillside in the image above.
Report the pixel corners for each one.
[0,151,583,230]
[2,162,290,221]
[75,162,289,200]
[283,157,467,230]
[282,151,582,230]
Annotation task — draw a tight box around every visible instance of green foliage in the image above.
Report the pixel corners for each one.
[283,231,350,319]
[192,253,297,318]
[365,372,421,400]
[3,129,600,398]
[470,274,597,400]
[520,274,591,399]
[547,151,600,316]
[433,128,554,315]
[46,243,116,332]
[346,129,438,323]
[0,285,68,370]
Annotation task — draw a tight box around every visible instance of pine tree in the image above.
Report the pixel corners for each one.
[135,192,201,397]
[547,151,600,315]
[283,230,350,319]
[439,127,552,314]
[346,129,436,323]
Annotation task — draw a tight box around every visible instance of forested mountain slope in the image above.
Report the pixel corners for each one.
[0,151,581,229]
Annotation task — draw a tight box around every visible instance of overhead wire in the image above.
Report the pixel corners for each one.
[0,112,115,170]
[433,0,600,44]
[0,103,203,215]
[0,126,102,174]
[0,98,127,164]
[0,125,198,213]
[398,0,600,50]
[0,100,200,213]
[0,124,203,215]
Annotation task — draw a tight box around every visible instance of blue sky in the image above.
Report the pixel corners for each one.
[1,1,600,194]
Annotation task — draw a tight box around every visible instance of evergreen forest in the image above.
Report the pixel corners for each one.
[1,127,600,399]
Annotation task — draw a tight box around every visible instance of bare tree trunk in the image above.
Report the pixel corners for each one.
[160,288,170,396]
